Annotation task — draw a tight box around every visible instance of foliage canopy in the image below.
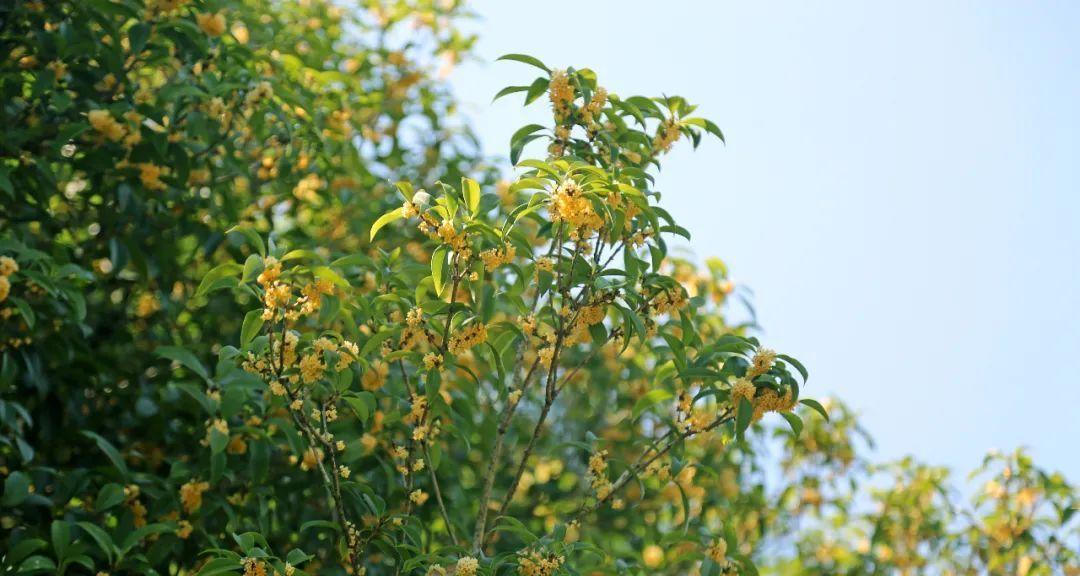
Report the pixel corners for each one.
[0,1,1076,575]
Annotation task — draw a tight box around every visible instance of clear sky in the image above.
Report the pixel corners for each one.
[449,1,1080,481]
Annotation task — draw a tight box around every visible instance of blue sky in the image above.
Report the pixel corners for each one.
[449,1,1080,481]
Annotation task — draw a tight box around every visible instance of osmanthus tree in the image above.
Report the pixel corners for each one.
[773,445,1079,576]
[0,0,483,572]
[177,53,826,575]
[2,2,1076,576]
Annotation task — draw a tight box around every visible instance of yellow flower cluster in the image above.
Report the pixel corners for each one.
[677,389,693,415]
[407,393,427,424]
[578,303,606,326]
[650,287,687,316]
[196,12,226,37]
[520,314,537,336]
[409,489,429,505]
[645,459,672,482]
[148,0,188,16]
[406,306,424,327]
[706,538,728,563]
[588,450,612,500]
[292,446,324,471]
[548,70,574,121]
[241,557,266,576]
[124,484,147,527]
[362,360,389,390]
[262,283,291,319]
[298,278,334,316]
[257,256,281,286]
[581,87,607,124]
[256,155,279,181]
[423,352,443,370]
[0,256,16,303]
[391,445,408,473]
[0,256,17,277]
[299,353,324,384]
[433,218,469,254]
[316,337,359,371]
[244,81,274,111]
[88,109,126,142]
[731,376,794,422]
[675,389,714,434]
[549,179,603,238]
[448,321,487,354]
[135,291,159,319]
[455,557,479,576]
[563,302,607,346]
[748,347,777,377]
[517,550,565,576]
[179,479,210,514]
[480,244,516,272]
[653,118,682,153]
[292,172,324,203]
[137,163,169,191]
[730,378,756,408]
[752,387,796,422]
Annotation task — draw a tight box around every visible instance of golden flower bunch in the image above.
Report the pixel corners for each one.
[0,256,16,303]
[549,178,604,239]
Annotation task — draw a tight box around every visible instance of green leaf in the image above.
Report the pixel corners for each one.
[778,354,808,383]
[209,426,228,455]
[2,471,30,507]
[462,177,481,216]
[226,225,265,256]
[4,539,46,567]
[281,249,323,263]
[780,412,804,437]
[509,124,546,165]
[370,206,404,242]
[286,548,312,566]
[524,77,550,105]
[632,389,674,421]
[156,346,210,380]
[12,298,35,329]
[493,84,529,102]
[344,392,376,424]
[240,309,264,347]
[0,166,12,195]
[18,556,56,573]
[240,254,263,283]
[96,483,126,511]
[496,53,550,73]
[735,397,753,440]
[492,515,538,544]
[196,262,242,298]
[300,520,340,534]
[81,431,130,480]
[431,245,448,298]
[128,23,150,54]
[313,265,349,289]
[119,523,173,554]
[76,521,116,563]
[799,398,829,422]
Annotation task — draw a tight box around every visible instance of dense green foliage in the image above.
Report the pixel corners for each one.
[1,1,1076,575]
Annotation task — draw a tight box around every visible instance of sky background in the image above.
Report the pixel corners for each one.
[449,1,1080,482]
